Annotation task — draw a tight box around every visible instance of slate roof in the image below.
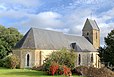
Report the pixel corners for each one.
[15,28,68,50]
[15,28,97,52]
[65,35,97,52]
[82,18,100,31]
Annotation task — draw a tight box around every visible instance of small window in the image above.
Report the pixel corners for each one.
[78,54,81,65]
[87,32,89,36]
[70,43,76,49]
[96,32,97,39]
[91,54,93,63]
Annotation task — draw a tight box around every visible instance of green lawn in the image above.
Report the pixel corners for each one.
[0,67,82,77]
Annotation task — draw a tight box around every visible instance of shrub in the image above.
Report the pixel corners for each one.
[57,65,64,75]
[57,65,71,76]
[46,62,71,76]
[49,62,59,75]
[63,65,71,76]
[3,54,19,69]
[43,48,77,71]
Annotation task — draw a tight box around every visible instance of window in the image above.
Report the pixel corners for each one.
[78,54,81,65]
[70,43,76,49]
[40,51,42,65]
[96,32,97,39]
[87,32,89,36]
[27,54,30,66]
[91,54,93,63]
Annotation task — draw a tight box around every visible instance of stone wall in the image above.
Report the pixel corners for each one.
[13,49,101,68]
[13,49,56,68]
[76,52,100,68]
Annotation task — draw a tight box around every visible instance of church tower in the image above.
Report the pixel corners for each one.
[82,18,100,49]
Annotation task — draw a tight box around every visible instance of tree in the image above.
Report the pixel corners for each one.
[98,29,114,68]
[0,25,23,59]
[43,48,77,71]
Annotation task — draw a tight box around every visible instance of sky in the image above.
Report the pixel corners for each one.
[0,0,114,46]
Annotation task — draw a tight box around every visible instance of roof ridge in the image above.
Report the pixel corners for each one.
[31,27,63,34]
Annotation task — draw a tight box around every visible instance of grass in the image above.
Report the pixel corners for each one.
[0,67,82,77]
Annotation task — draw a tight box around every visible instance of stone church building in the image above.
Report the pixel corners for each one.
[13,18,100,68]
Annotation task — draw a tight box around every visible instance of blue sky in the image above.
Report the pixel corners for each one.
[0,0,114,46]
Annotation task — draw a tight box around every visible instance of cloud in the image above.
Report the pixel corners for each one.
[62,8,92,35]
[13,11,64,29]
[0,0,41,8]
[0,4,7,10]
[0,10,27,18]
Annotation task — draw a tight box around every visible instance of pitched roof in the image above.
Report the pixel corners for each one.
[65,35,97,52]
[82,18,100,31]
[15,28,97,52]
[15,28,68,50]
[15,28,36,49]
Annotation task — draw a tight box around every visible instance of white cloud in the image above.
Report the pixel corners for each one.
[63,8,92,35]
[0,4,7,10]
[0,0,41,8]
[13,11,64,29]
[0,10,28,18]
[98,8,114,22]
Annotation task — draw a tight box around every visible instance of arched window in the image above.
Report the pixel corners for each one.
[78,54,81,65]
[96,32,97,39]
[27,54,30,66]
[91,54,93,63]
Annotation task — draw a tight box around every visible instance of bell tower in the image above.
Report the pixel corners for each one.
[82,18,100,49]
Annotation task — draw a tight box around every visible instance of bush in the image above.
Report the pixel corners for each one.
[57,65,64,75]
[62,65,71,76]
[57,65,71,76]
[3,54,19,69]
[43,48,77,71]
[49,62,59,75]
[44,61,72,76]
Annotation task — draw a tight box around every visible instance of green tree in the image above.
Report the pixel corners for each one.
[0,25,23,59]
[98,29,114,68]
[43,48,77,71]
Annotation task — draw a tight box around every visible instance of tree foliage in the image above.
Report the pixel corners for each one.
[98,29,114,67]
[43,48,77,71]
[2,54,20,69]
[0,25,23,59]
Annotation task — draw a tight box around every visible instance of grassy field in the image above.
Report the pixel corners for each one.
[0,67,82,77]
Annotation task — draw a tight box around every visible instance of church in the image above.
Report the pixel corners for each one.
[13,18,101,68]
